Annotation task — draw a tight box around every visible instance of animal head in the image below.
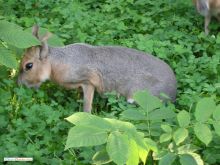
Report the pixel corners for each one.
[17,25,52,88]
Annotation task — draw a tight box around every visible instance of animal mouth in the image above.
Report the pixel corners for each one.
[17,77,41,89]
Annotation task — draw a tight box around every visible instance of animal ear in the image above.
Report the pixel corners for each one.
[196,0,209,16]
[39,41,49,60]
[32,25,39,39]
[40,32,52,42]
[39,32,52,60]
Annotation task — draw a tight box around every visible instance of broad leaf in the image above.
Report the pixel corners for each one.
[0,20,22,31]
[65,125,108,150]
[145,138,158,152]
[194,123,212,145]
[0,47,17,68]
[132,132,148,150]
[133,90,162,112]
[177,144,201,154]
[213,105,220,121]
[159,153,176,165]
[127,139,139,165]
[148,106,176,120]
[173,128,188,145]
[160,133,172,143]
[120,109,146,121]
[0,30,40,48]
[65,112,112,131]
[138,145,149,164]
[105,118,147,149]
[213,121,220,136]
[104,118,136,135]
[195,98,216,122]
[0,20,40,48]
[92,149,111,165]
[106,131,129,165]
[177,110,190,127]
[179,154,197,165]
[189,153,204,165]
[179,153,204,165]
[161,124,172,133]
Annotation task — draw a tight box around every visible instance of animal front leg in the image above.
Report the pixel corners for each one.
[205,14,211,35]
[82,84,95,113]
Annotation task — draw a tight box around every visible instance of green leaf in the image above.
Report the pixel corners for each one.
[179,153,204,165]
[104,118,136,134]
[0,21,40,48]
[120,109,146,121]
[0,47,17,68]
[92,149,111,165]
[216,34,220,44]
[177,110,190,127]
[213,121,220,136]
[65,125,108,150]
[133,90,162,112]
[0,20,22,31]
[173,128,188,145]
[65,112,94,124]
[179,154,197,165]
[145,138,158,152]
[148,106,176,120]
[1,30,40,48]
[25,27,64,46]
[194,123,212,145]
[65,112,112,131]
[132,132,148,150]
[160,133,172,143]
[106,131,129,165]
[105,118,148,149]
[126,139,139,165]
[177,144,201,154]
[138,145,149,164]
[195,98,216,122]
[161,124,172,133]
[213,105,220,121]
[159,153,176,165]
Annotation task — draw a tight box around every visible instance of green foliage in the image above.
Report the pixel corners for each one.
[0,80,80,164]
[177,111,190,127]
[0,20,40,48]
[159,153,176,165]
[63,90,220,164]
[25,27,64,46]
[65,112,149,165]
[195,98,216,122]
[179,154,203,165]
[194,123,212,146]
[0,20,40,68]
[0,20,63,69]
[0,47,17,68]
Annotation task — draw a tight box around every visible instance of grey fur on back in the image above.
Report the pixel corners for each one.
[49,43,177,101]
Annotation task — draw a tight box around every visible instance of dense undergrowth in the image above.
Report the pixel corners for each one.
[0,0,220,164]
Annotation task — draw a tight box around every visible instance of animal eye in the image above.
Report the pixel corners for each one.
[25,63,33,70]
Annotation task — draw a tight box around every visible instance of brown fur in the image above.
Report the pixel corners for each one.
[18,47,51,88]
[18,30,103,113]
[193,0,220,34]
[18,25,177,113]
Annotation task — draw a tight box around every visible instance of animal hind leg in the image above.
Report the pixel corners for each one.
[205,14,211,35]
